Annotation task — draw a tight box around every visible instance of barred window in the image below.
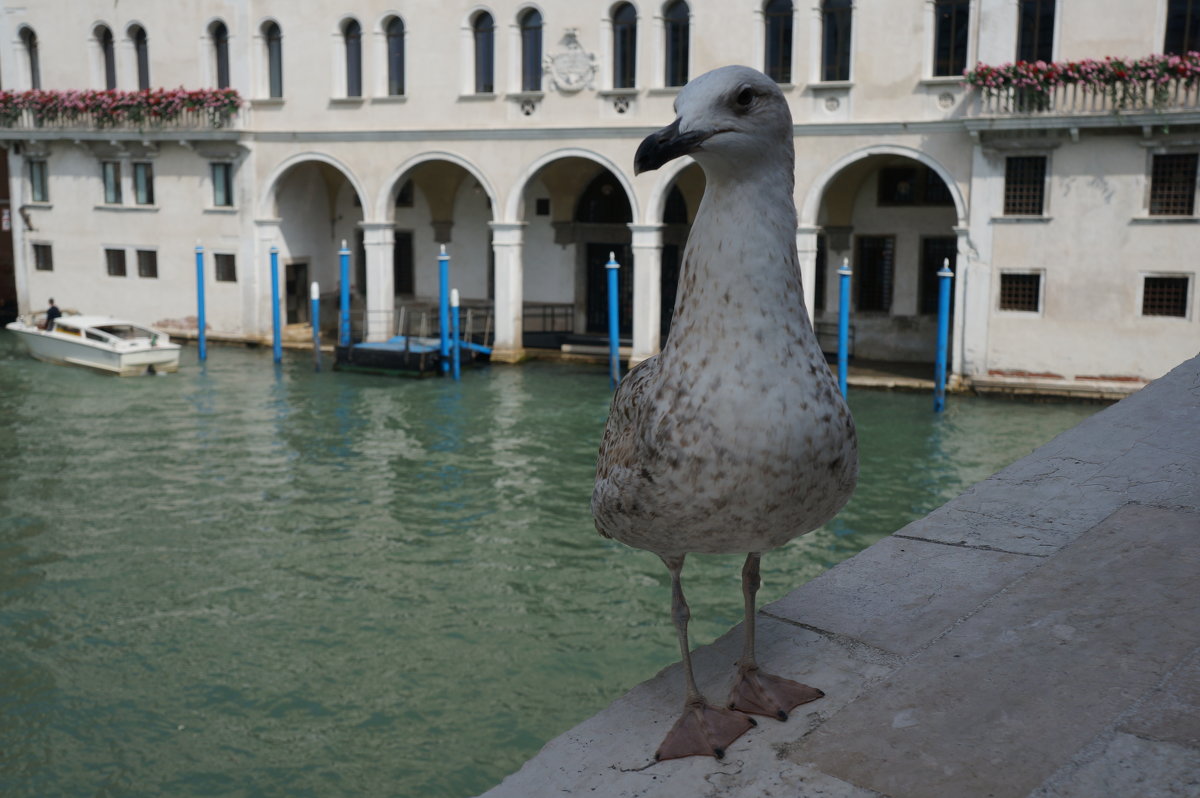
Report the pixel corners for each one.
[473,12,495,93]
[1165,0,1200,54]
[343,19,362,97]
[999,272,1041,312]
[215,253,237,282]
[1142,275,1190,317]
[386,17,405,96]
[520,9,543,92]
[1149,153,1197,216]
[105,248,127,277]
[137,249,158,278]
[33,243,53,271]
[1004,156,1046,215]
[855,235,894,313]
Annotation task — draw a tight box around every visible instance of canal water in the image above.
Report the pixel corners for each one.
[0,336,1100,797]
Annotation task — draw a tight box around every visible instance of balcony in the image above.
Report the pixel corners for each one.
[0,88,242,139]
[965,54,1200,125]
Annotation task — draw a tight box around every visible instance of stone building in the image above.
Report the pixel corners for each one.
[1,0,1197,396]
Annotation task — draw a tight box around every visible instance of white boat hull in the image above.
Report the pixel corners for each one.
[6,319,181,376]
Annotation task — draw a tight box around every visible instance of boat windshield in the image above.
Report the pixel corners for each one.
[95,324,154,340]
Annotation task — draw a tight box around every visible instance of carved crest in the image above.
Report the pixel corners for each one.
[543,29,597,93]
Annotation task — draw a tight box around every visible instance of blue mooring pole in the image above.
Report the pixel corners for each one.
[338,240,350,348]
[269,246,282,363]
[438,245,450,374]
[194,245,207,361]
[934,257,954,413]
[606,252,621,389]
[837,257,852,397]
[450,288,461,381]
[310,281,322,372]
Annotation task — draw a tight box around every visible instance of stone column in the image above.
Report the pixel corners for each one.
[360,222,395,342]
[254,217,283,342]
[489,221,526,362]
[629,224,664,366]
[796,225,821,327]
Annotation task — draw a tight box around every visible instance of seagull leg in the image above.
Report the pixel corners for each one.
[727,552,824,720]
[655,554,755,762]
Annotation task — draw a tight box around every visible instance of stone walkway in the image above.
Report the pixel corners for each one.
[480,355,1200,798]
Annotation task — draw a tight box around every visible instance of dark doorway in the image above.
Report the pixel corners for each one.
[585,243,632,335]
[393,230,414,296]
[920,236,957,315]
[285,262,309,324]
[660,244,681,340]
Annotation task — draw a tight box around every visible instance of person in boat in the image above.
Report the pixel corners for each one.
[45,299,61,331]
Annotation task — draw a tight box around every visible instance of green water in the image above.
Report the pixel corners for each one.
[0,335,1100,797]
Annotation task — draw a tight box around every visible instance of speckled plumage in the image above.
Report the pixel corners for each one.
[592,67,858,559]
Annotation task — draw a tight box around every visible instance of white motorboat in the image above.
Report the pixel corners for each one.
[5,314,181,375]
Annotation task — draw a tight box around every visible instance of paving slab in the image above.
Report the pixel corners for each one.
[787,503,1200,798]
[765,536,1040,657]
[1028,733,1200,798]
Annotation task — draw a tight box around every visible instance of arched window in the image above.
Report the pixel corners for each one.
[821,0,851,82]
[131,25,150,90]
[473,12,495,93]
[263,21,283,98]
[1165,0,1199,54]
[343,19,363,96]
[20,27,40,90]
[612,3,637,89]
[96,25,116,89]
[663,1,689,87]
[211,21,230,88]
[764,0,793,84]
[386,16,405,96]
[520,9,543,92]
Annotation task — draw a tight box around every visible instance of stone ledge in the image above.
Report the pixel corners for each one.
[479,354,1200,798]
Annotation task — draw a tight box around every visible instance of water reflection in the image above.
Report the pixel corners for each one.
[0,335,1100,798]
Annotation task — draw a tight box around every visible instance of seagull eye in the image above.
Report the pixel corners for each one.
[736,88,754,108]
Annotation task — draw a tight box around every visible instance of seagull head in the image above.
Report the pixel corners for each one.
[634,65,793,177]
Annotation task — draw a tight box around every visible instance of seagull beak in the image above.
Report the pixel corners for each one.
[634,118,709,175]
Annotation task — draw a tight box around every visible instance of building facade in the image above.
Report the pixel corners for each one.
[2,0,1198,396]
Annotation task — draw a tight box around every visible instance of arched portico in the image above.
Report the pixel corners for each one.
[257,154,368,343]
[491,149,639,361]
[802,146,966,373]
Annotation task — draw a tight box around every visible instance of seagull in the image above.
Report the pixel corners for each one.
[592,65,858,762]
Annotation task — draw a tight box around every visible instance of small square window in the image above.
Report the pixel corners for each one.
[30,160,49,202]
[137,249,158,278]
[33,243,53,271]
[535,198,551,216]
[215,253,237,282]
[212,163,234,207]
[1142,275,1190,317]
[133,162,155,205]
[999,272,1041,312]
[1149,153,1197,216]
[105,248,127,277]
[102,161,123,204]
[1004,156,1046,215]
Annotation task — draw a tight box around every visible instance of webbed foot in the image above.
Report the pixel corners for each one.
[655,701,756,761]
[727,667,824,720]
